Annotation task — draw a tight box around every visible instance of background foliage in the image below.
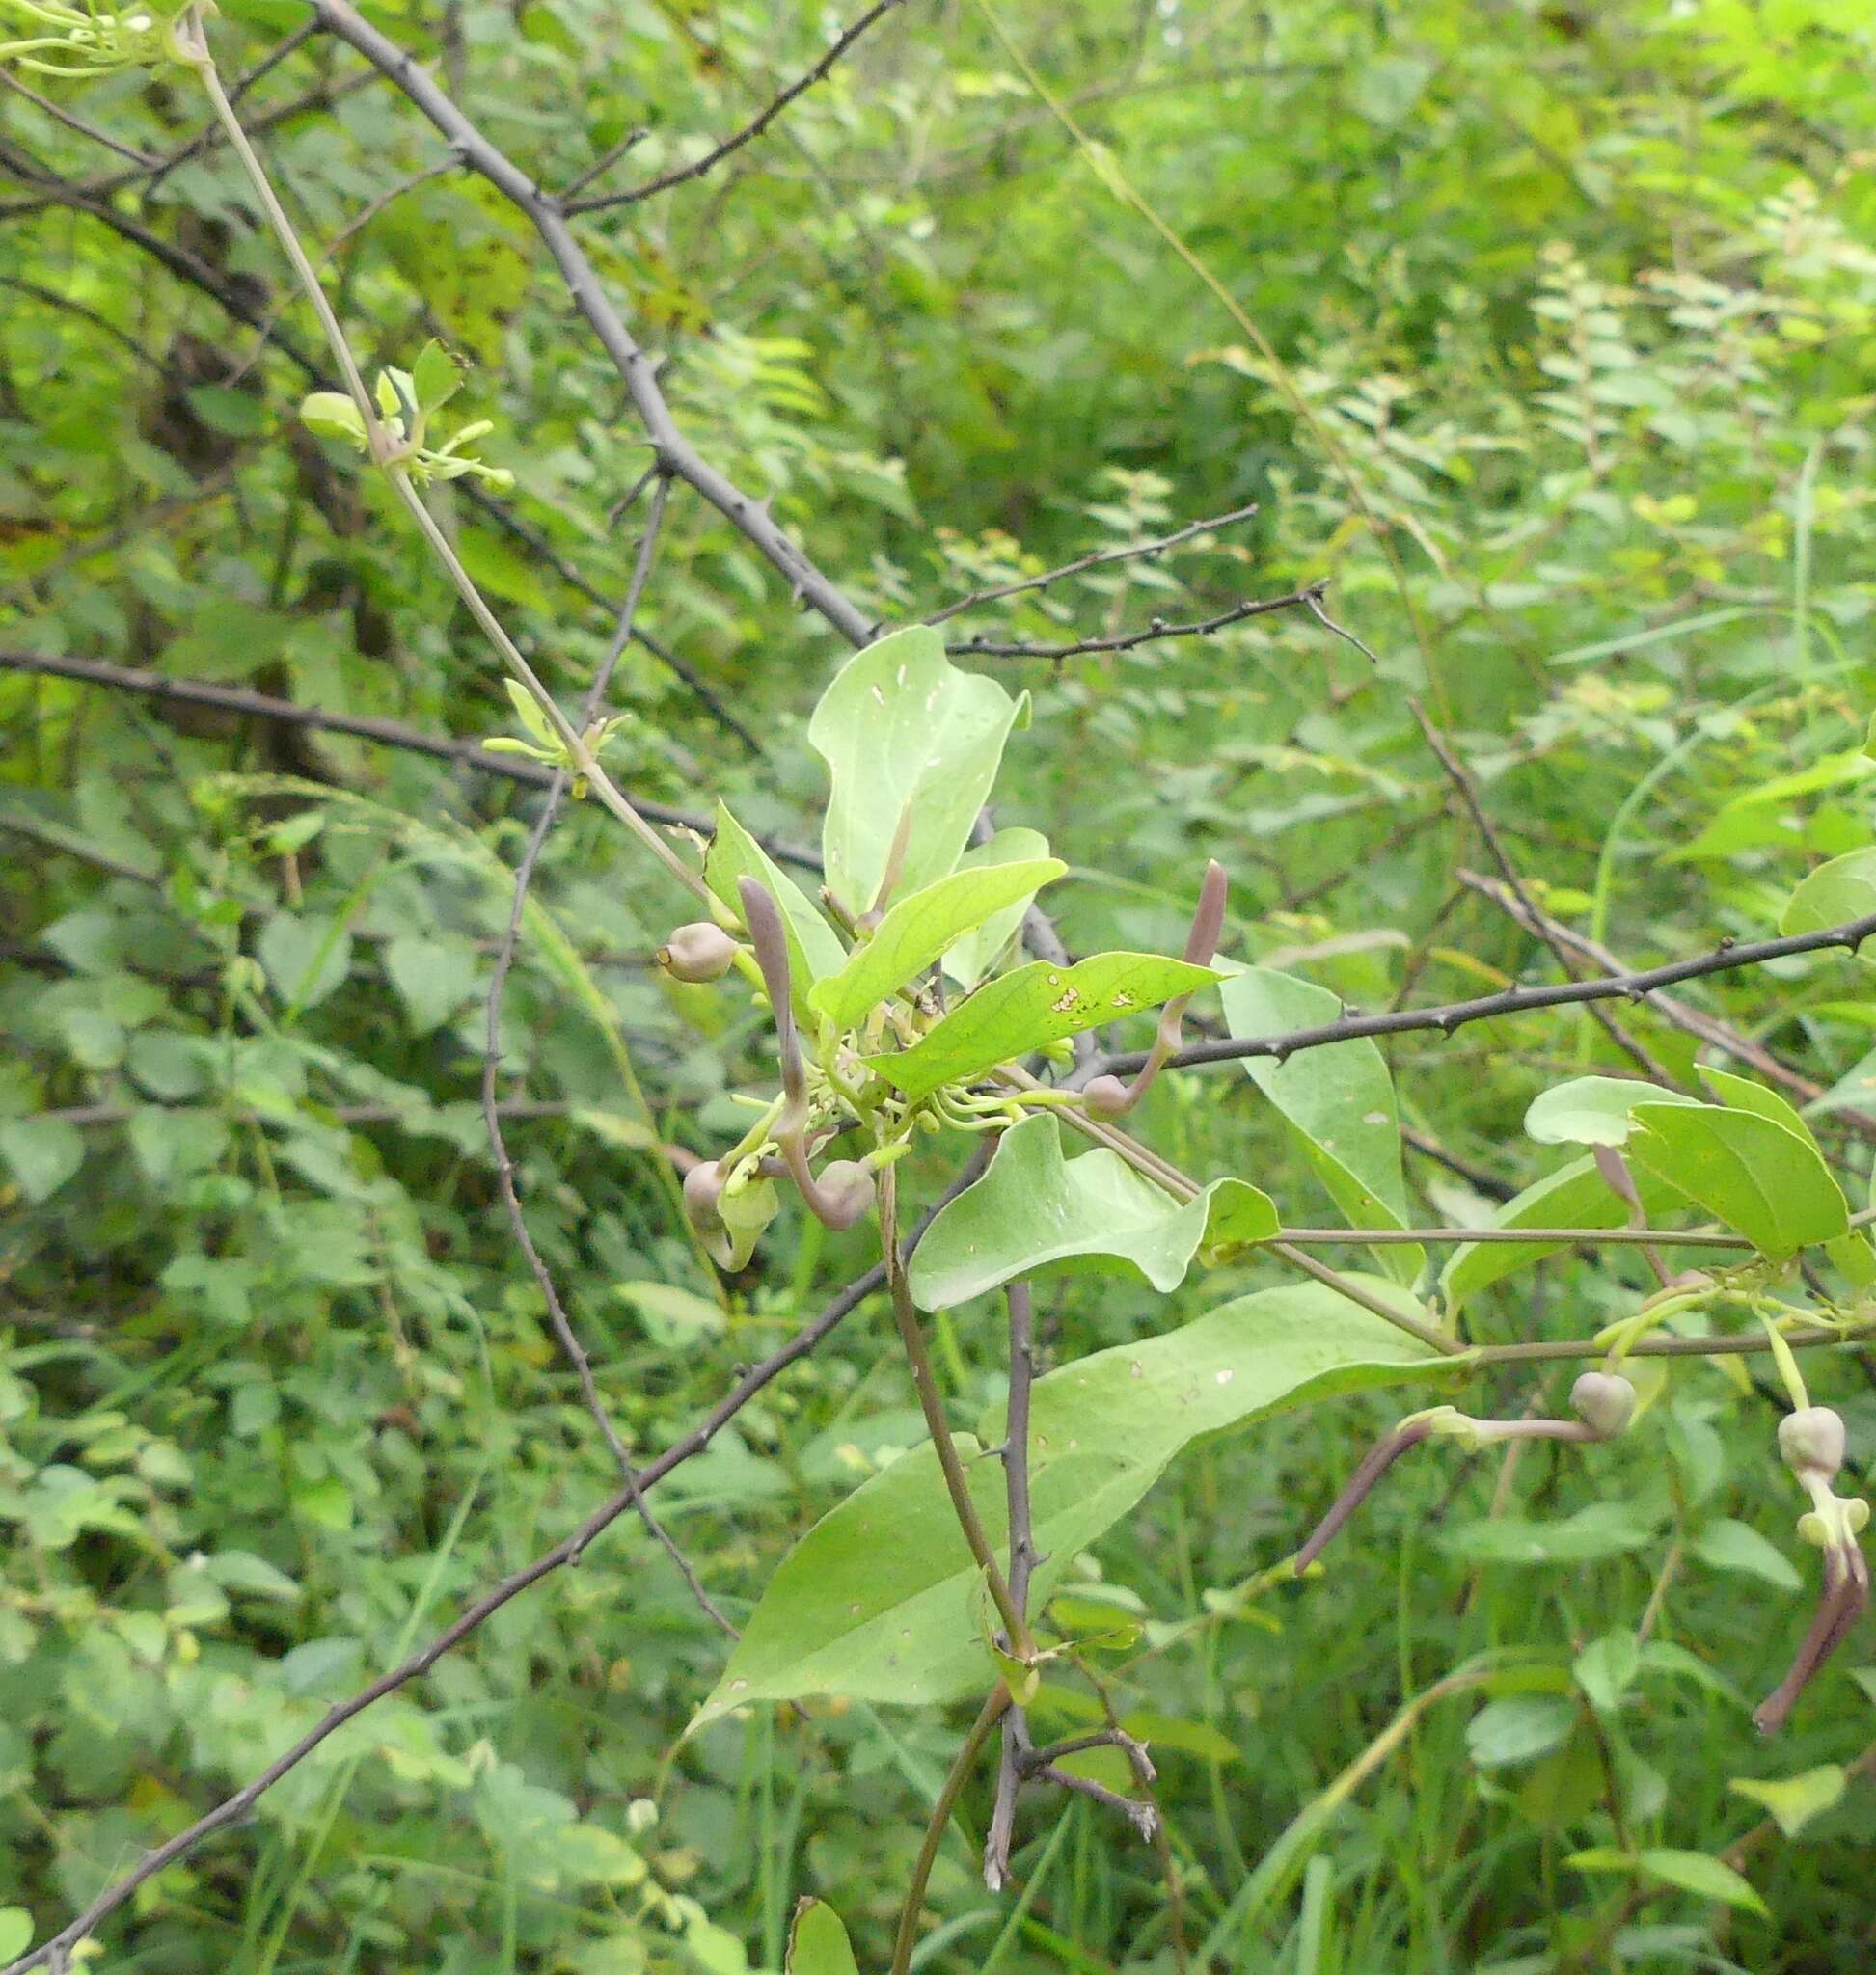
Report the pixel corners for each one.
[4,1,1875,1970]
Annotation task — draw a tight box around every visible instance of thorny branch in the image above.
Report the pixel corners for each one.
[925,499,1262,625]
[1093,908,1876,1078]
[949,580,1329,661]
[1409,696,1678,1087]
[565,0,908,215]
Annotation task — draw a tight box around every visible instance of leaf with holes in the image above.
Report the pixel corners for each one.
[807,858,1062,1031]
[870,953,1219,1103]
[809,626,1029,915]
[909,1112,1276,1309]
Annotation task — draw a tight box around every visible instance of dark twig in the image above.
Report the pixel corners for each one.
[0,1164,984,1975]
[1456,867,1876,1140]
[948,581,1326,661]
[1032,1763,1158,1841]
[1408,697,1675,1087]
[1093,910,1876,1077]
[986,1277,1039,1891]
[312,0,875,644]
[0,68,157,166]
[565,0,907,215]
[559,125,649,202]
[0,651,812,866]
[476,480,732,1630]
[925,501,1261,626]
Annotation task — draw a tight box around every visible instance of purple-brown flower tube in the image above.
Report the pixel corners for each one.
[1083,859,1228,1118]
[1293,1374,1637,1573]
[738,877,877,1231]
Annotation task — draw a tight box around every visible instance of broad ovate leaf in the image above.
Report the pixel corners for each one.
[786,1898,860,1975]
[703,801,845,1018]
[871,953,1219,1102]
[943,827,1054,989]
[1524,1076,1698,1148]
[691,1280,1450,1725]
[1781,847,1876,940]
[1220,967,1422,1286]
[1628,1102,1847,1258]
[808,626,1029,915]
[908,1112,1277,1309]
[806,858,1063,1032]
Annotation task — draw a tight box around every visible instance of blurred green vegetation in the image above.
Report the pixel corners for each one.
[3,2,1875,1970]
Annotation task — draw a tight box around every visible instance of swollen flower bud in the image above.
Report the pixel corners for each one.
[1570,1371,1638,1441]
[1081,1075,1134,1120]
[682,1159,726,1230]
[1779,1406,1846,1484]
[658,921,739,984]
[812,1160,876,1231]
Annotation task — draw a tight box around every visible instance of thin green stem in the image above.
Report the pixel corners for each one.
[1269,1239,1468,1356]
[185,11,710,912]
[890,1686,1012,1975]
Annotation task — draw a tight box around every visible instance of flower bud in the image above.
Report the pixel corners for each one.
[1081,1075,1134,1120]
[813,1160,876,1231]
[682,1159,726,1230]
[658,921,739,984]
[1570,1370,1638,1440]
[1779,1406,1846,1483]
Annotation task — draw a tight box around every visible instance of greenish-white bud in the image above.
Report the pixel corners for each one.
[1779,1406,1846,1482]
[658,922,739,984]
[1570,1370,1638,1440]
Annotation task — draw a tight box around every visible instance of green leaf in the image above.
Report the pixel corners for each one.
[1693,1518,1803,1591]
[411,338,464,414]
[807,858,1063,1031]
[1628,1102,1847,1257]
[1466,1695,1575,1769]
[1695,1067,1818,1142]
[1727,1764,1846,1839]
[808,626,1028,914]
[0,1909,30,1961]
[1219,967,1422,1286]
[503,677,559,751]
[1566,1847,1768,1917]
[616,1282,724,1347]
[1440,1154,1683,1314]
[1524,1075,1699,1147]
[1781,847,1876,938]
[704,801,845,1019]
[908,1112,1276,1309]
[258,912,354,1013]
[691,1280,1448,1725]
[786,1899,859,1975]
[1573,1631,1640,1712]
[871,953,1219,1103]
[385,933,481,1036]
[299,391,367,445]
[1442,1502,1663,1566]
[0,1116,85,1204]
[943,827,1054,989]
